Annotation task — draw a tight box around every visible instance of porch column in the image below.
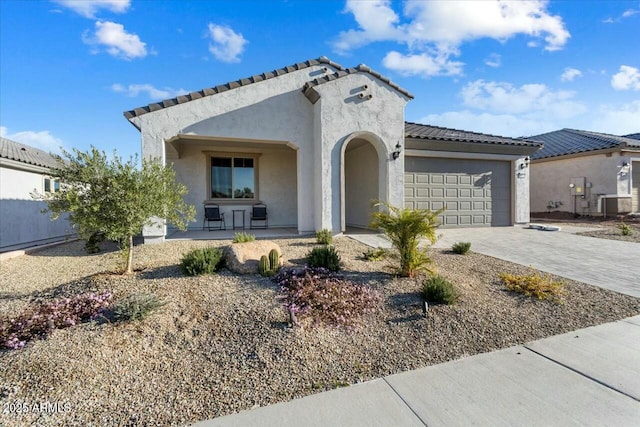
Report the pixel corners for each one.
[141,130,167,244]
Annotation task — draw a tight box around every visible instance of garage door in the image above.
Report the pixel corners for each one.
[632,162,640,213]
[404,157,511,227]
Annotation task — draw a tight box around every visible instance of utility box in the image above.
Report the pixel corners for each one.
[570,177,586,196]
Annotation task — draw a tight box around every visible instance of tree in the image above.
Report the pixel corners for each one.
[370,201,442,278]
[45,147,196,274]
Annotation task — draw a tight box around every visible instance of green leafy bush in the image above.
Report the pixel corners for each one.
[315,229,333,245]
[422,275,458,305]
[362,247,387,261]
[500,269,565,303]
[113,294,165,322]
[232,232,256,243]
[619,222,632,236]
[180,247,224,276]
[452,241,471,254]
[370,201,442,278]
[306,246,341,271]
[274,266,380,327]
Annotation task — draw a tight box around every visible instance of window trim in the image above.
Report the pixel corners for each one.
[43,176,60,193]
[206,152,260,204]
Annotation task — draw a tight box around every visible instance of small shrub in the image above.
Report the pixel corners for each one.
[180,247,224,276]
[500,269,565,303]
[619,222,632,236]
[113,294,166,322]
[362,247,387,261]
[422,275,458,305]
[315,229,333,245]
[306,246,341,271]
[232,232,255,243]
[273,266,380,327]
[452,241,471,255]
[0,292,113,350]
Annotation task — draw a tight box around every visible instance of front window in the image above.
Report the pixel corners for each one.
[44,177,60,193]
[210,156,255,199]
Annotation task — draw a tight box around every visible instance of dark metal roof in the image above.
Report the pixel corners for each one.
[0,137,61,169]
[624,133,640,140]
[124,56,412,122]
[404,122,542,147]
[528,129,640,160]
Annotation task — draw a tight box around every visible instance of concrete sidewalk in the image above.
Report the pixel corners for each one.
[194,316,640,426]
[350,225,640,298]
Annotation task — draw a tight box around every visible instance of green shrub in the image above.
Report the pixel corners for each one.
[452,241,471,254]
[619,222,632,236]
[422,275,458,305]
[315,229,333,245]
[362,247,387,261]
[306,246,341,271]
[232,232,256,243]
[500,269,565,303]
[180,247,224,276]
[370,201,442,278]
[113,293,165,322]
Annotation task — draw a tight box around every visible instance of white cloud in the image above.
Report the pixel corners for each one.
[604,7,640,23]
[461,80,585,118]
[111,83,188,100]
[592,100,640,135]
[53,0,130,19]
[83,21,147,60]
[484,53,501,68]
[382,50,464,77]
[207,23,247,63]
[560,67,582,82]
[1,126,65,154]
[611,65,640,91]
[622,8,640,18]
[334,0,569,76]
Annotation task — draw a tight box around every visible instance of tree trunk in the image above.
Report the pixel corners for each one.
[124,234,134,275]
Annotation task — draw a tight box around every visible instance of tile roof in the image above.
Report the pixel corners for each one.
[124,56,412,122]
[624,133,640,140]
[404,122,542,147]
[0,137,61,169]
[528,129,640,160]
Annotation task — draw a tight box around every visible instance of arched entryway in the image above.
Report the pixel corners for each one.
[341,134,388,232]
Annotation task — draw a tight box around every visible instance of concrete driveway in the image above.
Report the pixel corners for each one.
[351,225,640,298]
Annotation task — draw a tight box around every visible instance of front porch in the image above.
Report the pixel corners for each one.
[166,227,302,241]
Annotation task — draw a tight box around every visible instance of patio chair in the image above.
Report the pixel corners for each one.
[250,203,268,229]
[203,204,225,231]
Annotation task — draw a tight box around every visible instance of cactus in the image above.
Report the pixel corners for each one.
[268,249,280,270]
[259,255,270,276]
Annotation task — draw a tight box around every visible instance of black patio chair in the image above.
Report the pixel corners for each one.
[203,204,225,231]
[250,203,268,229]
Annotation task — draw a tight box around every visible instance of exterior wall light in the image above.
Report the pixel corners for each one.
[392,142,402,160]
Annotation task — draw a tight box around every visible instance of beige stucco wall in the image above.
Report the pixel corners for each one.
[530,152,639,215]
[0,164,47,199]
[345,141,378,228]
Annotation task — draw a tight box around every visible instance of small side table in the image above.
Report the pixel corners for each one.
[232,209,246,229]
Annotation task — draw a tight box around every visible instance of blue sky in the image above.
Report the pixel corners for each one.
[1,0,639,161]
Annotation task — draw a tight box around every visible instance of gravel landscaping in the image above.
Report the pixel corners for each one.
[576,224,640,243]
[1,236,639,426]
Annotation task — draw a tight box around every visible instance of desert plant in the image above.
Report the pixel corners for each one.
[259,255,271,276]
[370,201,442,278]
[315,228,333,245]
[273,266,380,327]
[1,292,113,350]
[113,293,166,322]
[232,232,256,243]
[500,269,565,303]
[180,247,224,276]
[306,246,341,271]
[619,222,632,236]
[452,241,471,255]
[268,249,280,270]
[422,275,458,305]
[362,247,387,261]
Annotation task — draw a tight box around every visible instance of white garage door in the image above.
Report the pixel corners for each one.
[405,157,511,227]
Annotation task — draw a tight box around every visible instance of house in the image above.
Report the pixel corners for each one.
[528,129,640,216]
[0,137,74,252]
[124,57,540,243]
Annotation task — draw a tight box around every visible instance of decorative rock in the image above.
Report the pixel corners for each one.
[224,241,282,274]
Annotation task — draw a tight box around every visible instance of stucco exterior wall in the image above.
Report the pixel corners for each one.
[345,141,378,228]
[0,165,47,199]
[530,153,633,215]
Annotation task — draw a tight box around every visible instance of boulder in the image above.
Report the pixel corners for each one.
[224,241,282,274]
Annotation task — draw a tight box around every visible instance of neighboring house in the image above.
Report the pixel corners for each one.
[0,137,74,252]
[124,57,540,243]
[528,129,640,216]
